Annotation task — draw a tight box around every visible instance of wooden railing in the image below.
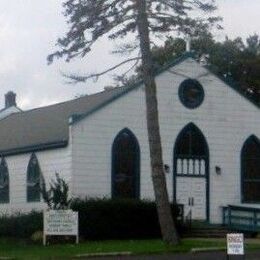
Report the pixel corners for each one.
[223,205,260,232]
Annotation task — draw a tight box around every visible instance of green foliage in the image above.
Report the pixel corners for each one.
[71,198,183,240]
[0,199,182,241]
[125,33,260,105]
[0,211,42,238]
[48,0,221,66]
[41,173,71,210]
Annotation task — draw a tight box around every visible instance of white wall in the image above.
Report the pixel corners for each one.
[0,145,72,215]
[71,86,153,199]
[71,58,260,224]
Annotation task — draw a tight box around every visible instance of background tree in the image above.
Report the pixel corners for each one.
[144,33,260,104]
[48,0,221,245]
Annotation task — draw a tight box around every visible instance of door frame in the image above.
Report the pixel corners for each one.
[173,123,210,221]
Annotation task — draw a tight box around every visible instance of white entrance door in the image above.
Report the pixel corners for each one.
[176,177,206,220]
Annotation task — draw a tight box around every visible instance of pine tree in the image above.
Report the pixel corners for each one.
[48,0,220,245]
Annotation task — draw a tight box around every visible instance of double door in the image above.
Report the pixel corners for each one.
[176,177,206,220]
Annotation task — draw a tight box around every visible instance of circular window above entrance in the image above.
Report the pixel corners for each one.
[178,79,204,109]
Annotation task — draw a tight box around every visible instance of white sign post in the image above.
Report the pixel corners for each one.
[43,210,79,246]
[227,233,244,257]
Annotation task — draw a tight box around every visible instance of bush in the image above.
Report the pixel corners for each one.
[0,211,42,238]
[71,198,183,240]
[0,199,183,240]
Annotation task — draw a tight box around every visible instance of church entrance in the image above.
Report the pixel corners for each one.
[173,123,209,221]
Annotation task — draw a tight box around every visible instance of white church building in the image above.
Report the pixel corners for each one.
[0,53,259,225]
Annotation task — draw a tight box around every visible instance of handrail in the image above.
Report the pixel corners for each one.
[223,205,260,232]
[227,205,260,212]
[185,209,192,229]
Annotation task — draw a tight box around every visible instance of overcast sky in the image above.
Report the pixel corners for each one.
[0,0,259,110]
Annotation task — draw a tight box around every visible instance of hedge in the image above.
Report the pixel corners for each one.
[0,211,42,238]
[71,198,183,240]
[0,199,183,240]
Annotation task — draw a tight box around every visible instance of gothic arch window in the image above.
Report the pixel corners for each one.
[241,135,260,203]
[174,123,209,176]
[0,158,9,203]
[27,153,41,202]
[112,128,140,199]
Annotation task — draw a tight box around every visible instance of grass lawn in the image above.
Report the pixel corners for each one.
[0,238,259,259]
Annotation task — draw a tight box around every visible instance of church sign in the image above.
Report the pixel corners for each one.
[227,233,244,256]
[43,210,79,245]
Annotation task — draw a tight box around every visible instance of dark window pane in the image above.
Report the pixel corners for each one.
[113,130,139,199]
[243,182,260,202]
[242,137,260,202]
[0,158,9,203]
[176,125,207,157]
[179,79,204,109]
[175,124,208,176]
[27,154,41,202]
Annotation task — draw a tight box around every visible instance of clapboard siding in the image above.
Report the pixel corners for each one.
[71,58,259,224]
[0,145,72,214]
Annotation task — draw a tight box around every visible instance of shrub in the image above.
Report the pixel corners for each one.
[0,199,183,240]
[0,211,42,238]
[41,173,71,210]
[71,198,183,240]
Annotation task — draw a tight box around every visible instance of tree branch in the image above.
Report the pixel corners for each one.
[62,57,141,84]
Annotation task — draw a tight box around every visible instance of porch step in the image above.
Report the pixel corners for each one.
[182,226,229,238]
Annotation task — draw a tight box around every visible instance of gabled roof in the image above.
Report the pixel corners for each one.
[0,52,258,156]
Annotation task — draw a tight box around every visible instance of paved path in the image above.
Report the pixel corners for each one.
[80,251,260,259]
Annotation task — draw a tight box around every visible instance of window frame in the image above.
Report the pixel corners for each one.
[241,135,260,203]
[26,153,41,203]
[178,78,205,109]
[0,157,9,204]
[174,123,209,177]
[111,128,140,199]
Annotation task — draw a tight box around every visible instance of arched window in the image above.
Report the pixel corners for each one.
[241,136,260,203]
[112,128,140,199]
[0,158,9,203]
[174,123,208,176]
[27,153,41,202]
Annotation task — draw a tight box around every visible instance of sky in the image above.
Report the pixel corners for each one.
[0,0,259,110]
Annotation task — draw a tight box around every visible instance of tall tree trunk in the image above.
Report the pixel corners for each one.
[135,0,179,245]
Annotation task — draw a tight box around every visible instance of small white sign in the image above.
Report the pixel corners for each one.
[43,210,79,245]
[227,233,244,255]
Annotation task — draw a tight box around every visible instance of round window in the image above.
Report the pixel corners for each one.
[178,79,204,109]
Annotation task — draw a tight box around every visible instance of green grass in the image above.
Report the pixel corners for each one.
[0,238,259,259]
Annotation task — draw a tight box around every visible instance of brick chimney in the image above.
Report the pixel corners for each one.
[5,91,17,108]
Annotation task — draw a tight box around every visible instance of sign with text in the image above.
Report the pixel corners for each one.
[43,210,79,245]
[227,233,244,255]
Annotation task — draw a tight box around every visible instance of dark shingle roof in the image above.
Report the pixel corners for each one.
[0,52,258,156]
[0,87,128,156]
